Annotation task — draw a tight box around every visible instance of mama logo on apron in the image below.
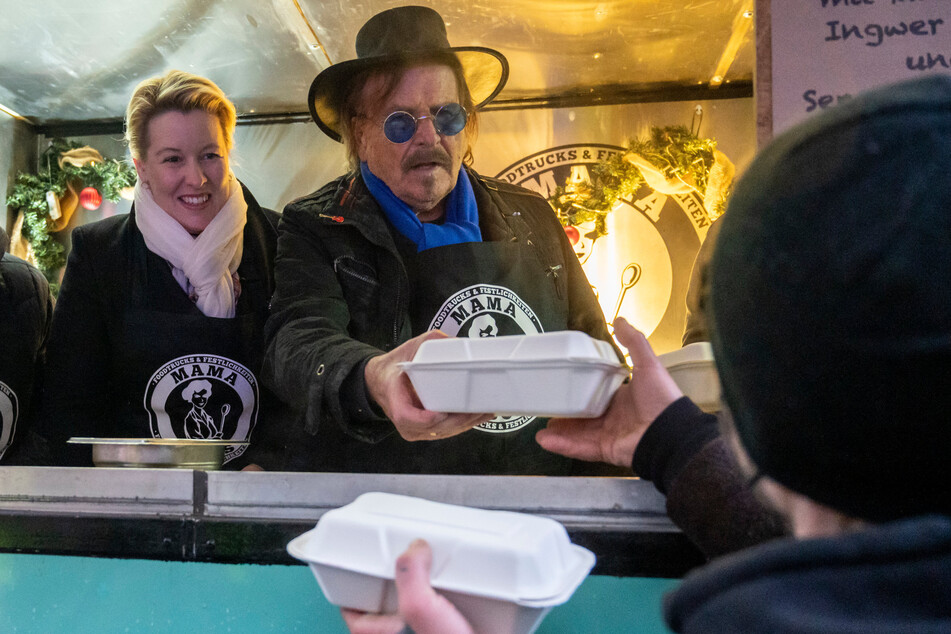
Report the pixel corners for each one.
[144,354,258,461]
[496,143,712,354]
[430,283,543,433]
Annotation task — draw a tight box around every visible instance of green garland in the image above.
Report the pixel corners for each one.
[5,138,136,281]
[548,125,727,235]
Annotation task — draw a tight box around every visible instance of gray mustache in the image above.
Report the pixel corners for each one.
[402,149,452,172]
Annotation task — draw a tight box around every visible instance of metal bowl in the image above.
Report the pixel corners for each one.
[67,438,248,470]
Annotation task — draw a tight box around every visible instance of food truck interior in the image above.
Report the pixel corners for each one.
[0,1,765,631]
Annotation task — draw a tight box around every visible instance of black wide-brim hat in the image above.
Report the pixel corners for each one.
[308,5,509,142]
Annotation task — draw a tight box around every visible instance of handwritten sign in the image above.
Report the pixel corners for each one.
[771,0,951,134]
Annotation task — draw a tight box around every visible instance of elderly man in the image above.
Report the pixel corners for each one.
[343,75,951,633]
[262,6,617,474]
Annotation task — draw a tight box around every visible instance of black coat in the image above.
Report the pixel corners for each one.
[0,250,53,463]
[665,515,951,633]
[39,185,282,467]
[262,167,620,474]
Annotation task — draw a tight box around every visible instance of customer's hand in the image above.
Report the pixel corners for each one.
[365,330,492,441]
[341,539,474,634]
[536,318,683,467]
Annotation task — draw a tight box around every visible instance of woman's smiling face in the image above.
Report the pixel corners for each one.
[133,109,230,234]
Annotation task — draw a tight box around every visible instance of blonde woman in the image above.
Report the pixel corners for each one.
[40,70,280,468]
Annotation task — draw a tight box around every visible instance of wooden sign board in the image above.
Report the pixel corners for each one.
[758,0,951,139]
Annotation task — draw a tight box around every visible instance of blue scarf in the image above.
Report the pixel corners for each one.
[360,162,482,251]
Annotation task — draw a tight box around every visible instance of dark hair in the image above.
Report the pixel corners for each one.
[337,52,478,172]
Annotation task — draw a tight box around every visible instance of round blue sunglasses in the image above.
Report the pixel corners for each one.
[382,103,468,144]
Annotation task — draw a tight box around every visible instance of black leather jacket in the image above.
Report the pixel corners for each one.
[263,167,618,472]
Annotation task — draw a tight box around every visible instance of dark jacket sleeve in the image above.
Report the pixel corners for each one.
[261,187,391,441]
[38,226,114,465]
[633,397,787,558]
[0,253,54,464]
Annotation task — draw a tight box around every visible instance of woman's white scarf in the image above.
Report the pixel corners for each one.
[134,174,247,318]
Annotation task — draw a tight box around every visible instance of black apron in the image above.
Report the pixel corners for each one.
[352,238,574,475]
[109,238,271,465]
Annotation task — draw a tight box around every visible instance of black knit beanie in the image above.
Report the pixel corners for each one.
[710,75,951,522]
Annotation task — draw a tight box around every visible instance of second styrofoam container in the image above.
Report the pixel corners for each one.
[287,492,595,634]
[658,341,722,412]
[399,331,628,417]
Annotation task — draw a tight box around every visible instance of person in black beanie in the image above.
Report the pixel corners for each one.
[342,75,951,634]
[0,226,53,464]
[662,73,951,632]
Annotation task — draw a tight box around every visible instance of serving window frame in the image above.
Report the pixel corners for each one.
[0,467,704,577]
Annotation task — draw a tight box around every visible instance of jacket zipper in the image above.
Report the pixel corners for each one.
[332,258,378,287]
[391,276,403,348]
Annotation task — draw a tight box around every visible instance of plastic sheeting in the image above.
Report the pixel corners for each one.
[0,0,755,124]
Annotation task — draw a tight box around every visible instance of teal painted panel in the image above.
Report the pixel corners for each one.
[0,554,677,633]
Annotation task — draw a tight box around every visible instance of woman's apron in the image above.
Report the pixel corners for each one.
[366,238,573,474]
[109,238,271,465]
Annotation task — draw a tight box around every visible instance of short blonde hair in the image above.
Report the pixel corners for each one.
[125,70,236,160]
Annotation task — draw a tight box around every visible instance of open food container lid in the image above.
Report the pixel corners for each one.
[399,331,628,418]
[657,341,715,367]
[657,341,723,412]
[287,492,596,605]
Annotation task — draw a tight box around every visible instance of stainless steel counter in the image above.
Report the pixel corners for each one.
[0,468,704,577]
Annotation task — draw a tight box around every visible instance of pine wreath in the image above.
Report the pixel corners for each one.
[5,138,136,282]
[548,125,733,238]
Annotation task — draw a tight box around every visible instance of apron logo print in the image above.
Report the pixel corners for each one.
[470,314,498,338]
[430,284,543,434]
[181,379,228,439]
[145,355,259,462]
[430,284,543,339]
[0,381,18,461]
[497,142,709,353]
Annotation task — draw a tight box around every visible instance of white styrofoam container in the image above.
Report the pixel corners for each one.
[399,331,628,418]
[287,492,595,634]
[658,342,722,412]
